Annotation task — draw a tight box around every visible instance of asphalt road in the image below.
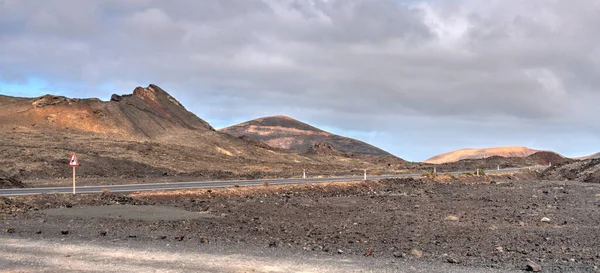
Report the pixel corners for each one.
[0,166,547,197]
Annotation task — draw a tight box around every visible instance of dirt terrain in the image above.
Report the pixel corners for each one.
[0,171,28,189]
[2,175,599,272]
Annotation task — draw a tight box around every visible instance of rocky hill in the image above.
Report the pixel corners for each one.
[0,85,407,183]
[423,151,572,172]
[219,115,394,157]
[543,158,600,183]
[423,146,561,164]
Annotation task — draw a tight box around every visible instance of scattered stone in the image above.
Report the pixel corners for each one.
[496,246,504,252]
[337,249,344,254]
[268,241,277,247]
[411,249,423,258]
[61,230,69,235]
[158,235,167,240]
[541,217,551,223]
[392,251,406,258]
[99,231,107,236]
[365,248,373,257]
[174,235,184,241]
[447,258,460,264]
[36,230,42,234]
[5,228,15,233]
[199,237,210,244]
[128,235,137,238]
[526,262,542,272]
[489,225,498,231]
[444,215,459,221]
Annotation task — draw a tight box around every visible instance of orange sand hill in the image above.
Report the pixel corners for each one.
[423,146,561,164]
[576,152,600,160]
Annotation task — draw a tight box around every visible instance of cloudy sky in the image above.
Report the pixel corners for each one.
[1,0,598,161]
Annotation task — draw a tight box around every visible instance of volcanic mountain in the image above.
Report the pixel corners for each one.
[0,84,213,139]
[423,146,562,164]
[219,115,393,157]
[0,85,408,182]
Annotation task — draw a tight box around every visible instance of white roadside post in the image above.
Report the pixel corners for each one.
[433,167,436,174]
[476,168,479,176]
[303,169,306,179]
[364,170,367,180]
[497,165,500,171]
[69,153,79,194]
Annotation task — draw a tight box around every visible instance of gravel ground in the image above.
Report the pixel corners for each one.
[0,235,517,273]
[2,177,599,272]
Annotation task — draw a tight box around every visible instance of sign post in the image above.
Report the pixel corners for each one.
[69,153,79,194]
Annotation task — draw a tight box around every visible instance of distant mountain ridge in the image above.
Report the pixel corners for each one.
[424,146,563,164]
[576,152,600,160]
[219,115,394,157]
[0,85,412,181]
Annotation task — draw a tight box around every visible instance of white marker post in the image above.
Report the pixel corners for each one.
[303,169,306,179]
[364,170,367,180]
[497,165,500,171]
[433,167,436,174]
[68,153,79,194]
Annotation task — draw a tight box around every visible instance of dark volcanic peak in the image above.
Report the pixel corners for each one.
[219,115,394,157]
[527,151,569,165]
[234,115,326,133]
[0,84,214,138]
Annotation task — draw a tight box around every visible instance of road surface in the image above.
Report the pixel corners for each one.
[0,166,547,197]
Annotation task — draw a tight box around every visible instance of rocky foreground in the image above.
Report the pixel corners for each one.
[1,176,599,272]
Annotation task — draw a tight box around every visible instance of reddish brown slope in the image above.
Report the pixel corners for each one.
[0,84,213,139]
[219,115,394,157]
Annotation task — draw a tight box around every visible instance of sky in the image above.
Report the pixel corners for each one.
[0,0,598,161]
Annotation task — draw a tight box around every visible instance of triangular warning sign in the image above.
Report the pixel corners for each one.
[69,153,79,167]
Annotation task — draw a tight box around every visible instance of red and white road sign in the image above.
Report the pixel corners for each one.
[69,153,79,167]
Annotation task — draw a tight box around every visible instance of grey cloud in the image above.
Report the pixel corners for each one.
[0,0,598,158]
